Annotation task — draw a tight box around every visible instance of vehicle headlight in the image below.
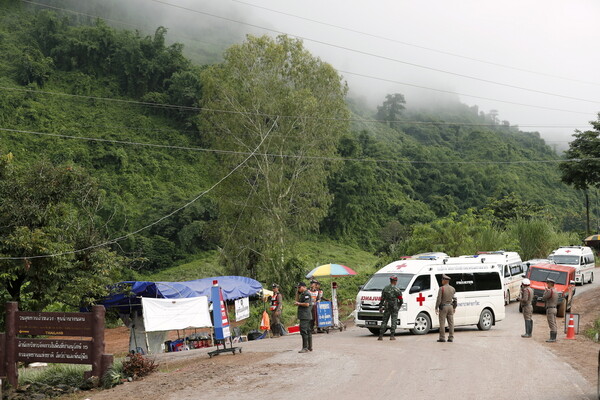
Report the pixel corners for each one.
[400,303,407,311]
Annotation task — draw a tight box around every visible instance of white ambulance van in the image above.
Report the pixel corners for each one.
[355,254,505,335]
[354,253,447,335]
[446,251,524,305]
[548,246,595,285]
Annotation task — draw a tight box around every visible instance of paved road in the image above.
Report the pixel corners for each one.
[175,280,598,400]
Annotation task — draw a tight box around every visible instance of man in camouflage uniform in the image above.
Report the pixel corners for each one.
[542,278,559,343]
[435,274,456,343]
[378,275,403,341]
[519,278,534,338]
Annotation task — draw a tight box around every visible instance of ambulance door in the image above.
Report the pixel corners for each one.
[407,274,435,331]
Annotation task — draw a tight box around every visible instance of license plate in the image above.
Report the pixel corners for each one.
[366,321,377,326]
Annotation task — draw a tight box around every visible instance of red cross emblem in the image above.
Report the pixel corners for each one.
[416,293,425,306]
[565,250,571,253]
[395,263,408,270]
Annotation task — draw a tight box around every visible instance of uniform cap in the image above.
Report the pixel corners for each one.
[297,282,307,287]
[522,278,530,285]
[389,275,398,281]
[310,279,319,284]
[442,274,451,280]
[546,278,555,284]
[272,283,279,288]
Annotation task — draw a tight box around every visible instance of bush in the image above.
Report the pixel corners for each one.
[122,353,158,379]
[19,363,89,387]
[102,359,124,389]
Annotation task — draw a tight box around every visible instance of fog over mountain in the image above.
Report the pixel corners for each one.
[33,0,600,151]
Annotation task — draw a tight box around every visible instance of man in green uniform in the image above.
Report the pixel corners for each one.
[542,278,559,343]
[519,278,534,338]
[295,282,313,353]
[435,274,456,343]
[378,275,403,341]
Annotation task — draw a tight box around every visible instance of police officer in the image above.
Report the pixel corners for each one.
[378,275,403,341]
[295,282,313,353]
[270,284,283,338]
[542,278,558,343]
[519,278,534,338]
[435,274,456,343]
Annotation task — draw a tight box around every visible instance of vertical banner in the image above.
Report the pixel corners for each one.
[211,282,231,340]
[317,301,333,327]
[235,297,250,322]
[331,283,340,326]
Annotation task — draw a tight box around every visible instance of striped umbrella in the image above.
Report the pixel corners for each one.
[306,263,357,278]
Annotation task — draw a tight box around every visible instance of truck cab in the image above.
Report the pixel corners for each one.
[526,262,576,318]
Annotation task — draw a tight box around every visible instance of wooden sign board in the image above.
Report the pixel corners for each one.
[16,338,92,364]
[16,311,93,336]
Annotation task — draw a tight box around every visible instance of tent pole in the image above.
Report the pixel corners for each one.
[144,331,150,355]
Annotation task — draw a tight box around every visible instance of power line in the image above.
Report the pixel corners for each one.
[0,121,275,261]
[0,126,586,165]
[232,0,600,87]
[148,0,600,105]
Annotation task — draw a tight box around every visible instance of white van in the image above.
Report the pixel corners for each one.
[446,251,524,305]
[548,246,595,285]
[355,255,505,335]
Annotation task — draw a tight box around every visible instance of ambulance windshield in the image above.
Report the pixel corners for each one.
[362,273,414,291]
[549,255,579,265]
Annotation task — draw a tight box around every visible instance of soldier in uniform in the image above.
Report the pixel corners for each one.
[270,284,283,338]
[377,275,403,341]
[519,278,534,338]
[542,278,559,343]
[295,282,313,353]
[435,274,456,343]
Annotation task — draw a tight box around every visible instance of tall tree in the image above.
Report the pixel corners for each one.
[0,153,124,313]
[559,115,600,234]
[376,93,406,128]
[200,35,349,284]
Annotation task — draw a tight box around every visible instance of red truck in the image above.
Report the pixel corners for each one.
[526,262,576,318]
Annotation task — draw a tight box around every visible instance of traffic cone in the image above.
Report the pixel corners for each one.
[565,314,576,340]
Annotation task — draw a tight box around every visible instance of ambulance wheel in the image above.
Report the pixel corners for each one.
[410,312,431,335]
[589,272,594,284]
[368,328,380,335]
[477,309,493,331]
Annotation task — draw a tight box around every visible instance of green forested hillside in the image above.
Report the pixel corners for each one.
[0,1,589,309]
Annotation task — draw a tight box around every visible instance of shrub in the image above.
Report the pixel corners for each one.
[122,353,158,379]
[19,363,89,387]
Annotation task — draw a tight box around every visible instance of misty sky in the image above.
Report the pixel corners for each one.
[56,0,600,150]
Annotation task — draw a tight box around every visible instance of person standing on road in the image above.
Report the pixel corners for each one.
[378,275,403,341]
[307,280,320,333]
[543,278,559,343]
[270,284,284,338]
[519,278,534,338]
[295,282,313,353]
[435,274,456,343]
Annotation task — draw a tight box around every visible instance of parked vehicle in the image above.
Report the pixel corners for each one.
[355,254,505,335]
[526,262,576,318]
[548,246,595,285]
[445,251,524,305]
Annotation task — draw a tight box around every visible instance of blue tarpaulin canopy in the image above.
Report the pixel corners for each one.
[99,276,263,310]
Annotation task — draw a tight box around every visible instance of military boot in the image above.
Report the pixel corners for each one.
[390,331,396,340]
[521,320,531,338]
[378,329,384,341]
[308,336,313,351]
[546,331,557,343]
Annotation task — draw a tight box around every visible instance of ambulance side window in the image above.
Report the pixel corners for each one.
[504,266,510,278]
[510,264,522,276]
[412,275,431,291]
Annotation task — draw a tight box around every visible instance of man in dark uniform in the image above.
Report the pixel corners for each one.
[378,275,403,341]
[519,278,534,338]
[435,274,456,343]
[295,282,313,353]
[270,284,283,338]
[542,278,559,343]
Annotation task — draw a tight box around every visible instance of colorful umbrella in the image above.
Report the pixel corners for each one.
[306,263,357,278]
[584,234,600,242]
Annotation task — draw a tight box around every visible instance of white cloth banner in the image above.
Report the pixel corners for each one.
[142,296,212,332]
[235,297,250,321]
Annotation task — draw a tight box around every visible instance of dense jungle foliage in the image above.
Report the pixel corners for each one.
[0,1,594,310]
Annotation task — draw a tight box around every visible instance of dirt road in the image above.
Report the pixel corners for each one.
[74,281,600,400]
